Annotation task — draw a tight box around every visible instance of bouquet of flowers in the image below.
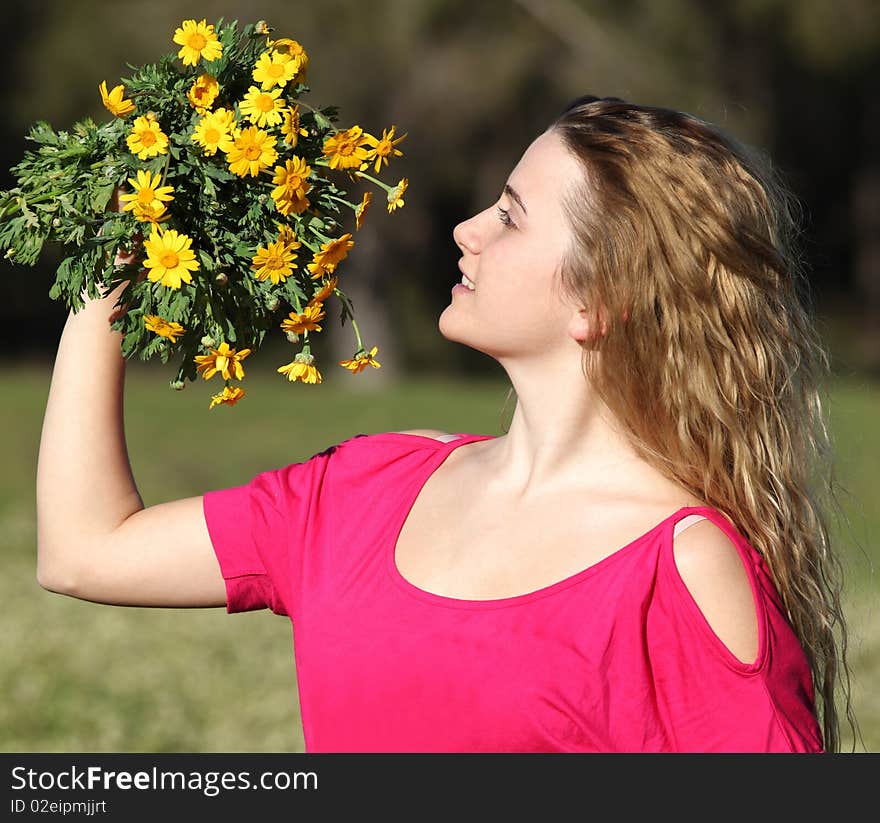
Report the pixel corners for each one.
[0,17,408,408]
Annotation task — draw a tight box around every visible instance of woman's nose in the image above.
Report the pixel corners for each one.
[453,213,481,255]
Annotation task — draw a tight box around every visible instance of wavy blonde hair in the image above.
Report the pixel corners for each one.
[499,95,860,751]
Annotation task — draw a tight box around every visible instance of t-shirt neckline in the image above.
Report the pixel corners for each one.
[384,432,708,610]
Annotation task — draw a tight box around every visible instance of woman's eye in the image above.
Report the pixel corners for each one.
[496,205,515,229]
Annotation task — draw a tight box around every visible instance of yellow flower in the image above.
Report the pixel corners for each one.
[209,385,246,410]
[132,201,170,225]
[322,125,372,171]
[251,239,298,284]
[173,18,223,66]
[270,156,311,216]
[280,105,309,147]
[315,233,354,273]
[280,304,325,335]
[362,125,407,174]
[387,178,408,213]
[268,37,309,82]
[144,315,185,343]
[355,191,372,230]
[142,226,200,289]
[194,341,251,381]
[275,222,299,250]
[192,108,235,156]
[308,275,338,306]
[226,126,278,177]
[252,51,298,90]
[277,360,322,384]
[239,85,287,128]
[119,169,175,214]
[187,73,219,114]
[99,80,135,118]
[273,189,310,217]
[126,114,168,161]
[340,346,381,374]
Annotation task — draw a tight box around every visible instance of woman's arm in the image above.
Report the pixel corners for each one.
[35,202,227,607]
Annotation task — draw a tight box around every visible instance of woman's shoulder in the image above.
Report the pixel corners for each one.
[669,514,760,666]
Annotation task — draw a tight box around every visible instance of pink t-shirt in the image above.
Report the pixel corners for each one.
[202,431,824,753]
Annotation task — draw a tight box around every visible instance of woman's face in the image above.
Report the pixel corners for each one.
[439,128,589,360]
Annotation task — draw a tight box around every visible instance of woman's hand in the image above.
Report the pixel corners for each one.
[102,186,147,324]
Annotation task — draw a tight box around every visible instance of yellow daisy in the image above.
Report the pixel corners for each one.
[252,51,298,90]
[277,359,322,384]
[131,201,170,225]
[362,125,407,174]
[273,188,310,217]
[270,156,312,216]
[194,341,251,381]
[251,239,297,284]
[322,125,372,171]
[209,385,246,410]
[99,81,135,118]
[280,304,325,335]
[308,275,338,306]
[340,346,381,374]
[144,315,185,343]
[239,85,287,128]
[187,73,219,114]
[275,222,300,250]
[173,18,223,66]
[268,37,309,82]
[355,191,372,230]
[280,105,309,147]
[142,226,200,289]
[227,126,278,177]
[387,178,408,213]
[119,169,175,214]
[126,114,169,161]
[192,108,235,156]
[316,233,354,273]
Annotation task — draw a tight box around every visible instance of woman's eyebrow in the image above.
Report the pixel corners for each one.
[504,183,528,216]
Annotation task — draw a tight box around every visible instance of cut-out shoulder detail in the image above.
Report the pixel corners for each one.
[393,429,458,442]
[672,518,760,665]
[673,514,706,539]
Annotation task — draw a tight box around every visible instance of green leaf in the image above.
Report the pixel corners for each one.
[90,181,116,213]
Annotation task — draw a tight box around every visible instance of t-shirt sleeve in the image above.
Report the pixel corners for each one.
[202,444,336,616]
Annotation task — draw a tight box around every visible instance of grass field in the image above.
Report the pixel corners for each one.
[1,358,876,752]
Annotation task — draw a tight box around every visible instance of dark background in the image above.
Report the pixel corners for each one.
[2,0,878,381]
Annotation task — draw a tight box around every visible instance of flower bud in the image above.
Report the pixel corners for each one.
[214,272,228,286]
[200,335,216,348]
[266,296,280,312]
[52,217,62,227]
[258,193,269,204]
[170,379,186,391]
[285,331,300,343]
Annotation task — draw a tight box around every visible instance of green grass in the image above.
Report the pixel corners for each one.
[1,359,876,752]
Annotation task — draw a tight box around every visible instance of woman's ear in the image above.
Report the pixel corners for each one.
[568,305,607,345]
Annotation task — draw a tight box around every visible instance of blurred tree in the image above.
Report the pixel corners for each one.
[2,0,878,378]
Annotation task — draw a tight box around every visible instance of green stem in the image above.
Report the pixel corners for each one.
[336,289,364,352]
[290,286,303,314]
[298,236,319,254]
[158,151,172,188]
[351,168,392,193]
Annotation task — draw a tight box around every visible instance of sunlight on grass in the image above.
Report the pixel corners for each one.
[1,361,876,752]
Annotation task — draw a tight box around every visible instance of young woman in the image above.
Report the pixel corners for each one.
[36,95,856,753]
